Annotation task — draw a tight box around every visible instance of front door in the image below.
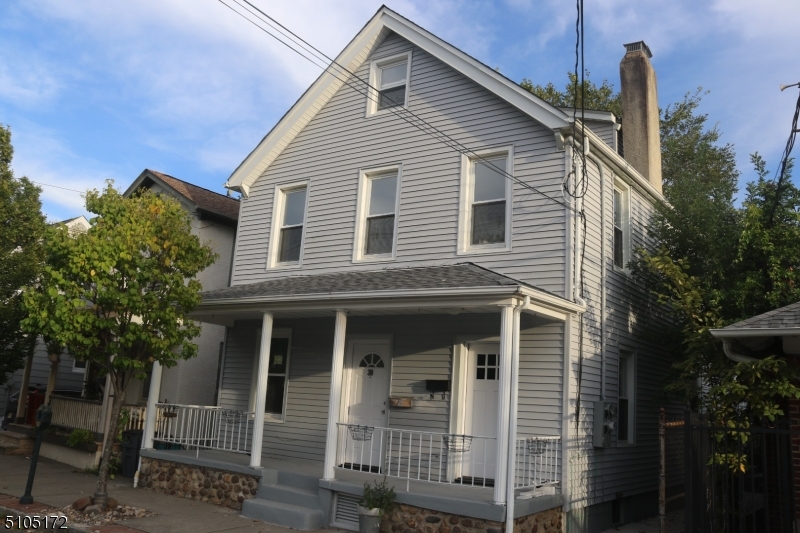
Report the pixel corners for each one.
[462,342,500,485]
[342,340,391,472]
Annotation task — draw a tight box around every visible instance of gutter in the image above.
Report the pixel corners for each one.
[710,327,800,338]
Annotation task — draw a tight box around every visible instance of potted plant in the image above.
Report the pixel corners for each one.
[358,477,395,533]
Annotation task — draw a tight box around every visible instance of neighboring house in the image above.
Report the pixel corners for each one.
[138,8,671,533]
[710,301,800,527]
[1,175,238,468]
[0,216,91,421]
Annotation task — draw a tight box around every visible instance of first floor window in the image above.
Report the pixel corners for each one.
[72,358,87,373]
[265,337,289,416]
[618,350,635,444]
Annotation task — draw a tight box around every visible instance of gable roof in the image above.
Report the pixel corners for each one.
[125,169,240,222]
[711,301,800,338]
[224,6,571,197]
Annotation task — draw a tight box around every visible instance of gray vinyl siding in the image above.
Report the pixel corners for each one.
[583,120,617,151]
[0,341,85,416]
[231,32,567,296]
[565,156,673,512]
[219,313,564,465]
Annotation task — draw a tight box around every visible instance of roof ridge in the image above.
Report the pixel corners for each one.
[147,169,238,203]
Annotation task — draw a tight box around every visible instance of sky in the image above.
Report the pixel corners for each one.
[1,0,798,222]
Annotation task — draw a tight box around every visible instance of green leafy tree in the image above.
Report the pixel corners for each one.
[0,125,46,386]
[22,184,216,507]
[521,71,622,117]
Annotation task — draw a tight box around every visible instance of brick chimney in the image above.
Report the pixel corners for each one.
[620,41,662,194]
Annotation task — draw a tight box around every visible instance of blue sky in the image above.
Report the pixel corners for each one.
[1,0,798,222]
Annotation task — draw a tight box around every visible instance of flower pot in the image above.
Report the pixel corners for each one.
[357,505,382,533]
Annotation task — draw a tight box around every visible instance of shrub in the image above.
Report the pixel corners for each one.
[66,429,95,447]
[360,477,395,513]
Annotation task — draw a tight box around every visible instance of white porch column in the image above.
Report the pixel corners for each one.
[505,299,525,532]
[142,361,163,449]
[250,312,274,468]
[323,310,347,480]
[494,304,515,504]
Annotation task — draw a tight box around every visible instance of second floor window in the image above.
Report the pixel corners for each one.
[269,184,308,268]
[354,167,400,261]
[367,52,411,116]
[613,183,629,270]
[458,148,513,254]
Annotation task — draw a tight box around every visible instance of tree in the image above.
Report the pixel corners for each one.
[521,71,622,118]
[22,184,216,507]
[0,125,46,386]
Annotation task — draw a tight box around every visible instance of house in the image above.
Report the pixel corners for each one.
[137,8,672,533]
[0,175,238,469]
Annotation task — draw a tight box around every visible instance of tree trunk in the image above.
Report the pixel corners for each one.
[93,377,126,509]
[45,352,60,405]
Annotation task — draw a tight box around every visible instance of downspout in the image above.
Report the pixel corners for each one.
[720,339,757,363]
[561,314,572,513]
[587,153,608,399]
[505,296,528,533]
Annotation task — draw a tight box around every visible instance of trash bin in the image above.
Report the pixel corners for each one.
[121,429,143,478]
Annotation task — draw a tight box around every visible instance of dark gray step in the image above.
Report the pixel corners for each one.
[241,498,324,530]
[0,441,20,455]
[256,484,320,509]
[270,470,319,492]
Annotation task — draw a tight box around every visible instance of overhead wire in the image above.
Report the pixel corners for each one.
[766,86,800,226]
[218,0,575,212]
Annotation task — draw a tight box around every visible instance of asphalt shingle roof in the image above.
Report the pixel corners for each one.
[148,170,240,221]
[201,263,534,302]
[720,301,800,331]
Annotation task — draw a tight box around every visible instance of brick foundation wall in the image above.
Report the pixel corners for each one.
[139,458,260,510]
[382,503,562,533]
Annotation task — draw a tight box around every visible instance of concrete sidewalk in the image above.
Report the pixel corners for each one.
[0,453,340,533]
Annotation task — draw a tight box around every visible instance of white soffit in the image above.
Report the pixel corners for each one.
[224,7,569,196]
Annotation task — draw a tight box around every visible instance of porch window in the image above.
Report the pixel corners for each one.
[72,358,86,374]
[457,148,513,254]
[366,52,411,116]
[617,350,635,444]
[353,166,401,261]
[613,182,630,270]
[268,183,308,268]
[250,329,292,422]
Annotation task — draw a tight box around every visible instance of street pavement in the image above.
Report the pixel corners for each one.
[0,453,341,533]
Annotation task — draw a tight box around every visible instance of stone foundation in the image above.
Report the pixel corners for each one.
[139,458,260,510]
[382,503,562,533]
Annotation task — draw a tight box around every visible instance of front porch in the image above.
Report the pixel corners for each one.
[138,264,578,530]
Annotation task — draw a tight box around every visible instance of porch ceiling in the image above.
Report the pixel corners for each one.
[192,263,583,325]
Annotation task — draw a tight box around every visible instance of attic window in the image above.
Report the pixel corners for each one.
[367,52,411,116]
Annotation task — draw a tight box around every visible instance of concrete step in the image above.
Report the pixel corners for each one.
[256,484,320,509]
[274,470,320,492]
[0,441,20,455]
[241,498,325,530]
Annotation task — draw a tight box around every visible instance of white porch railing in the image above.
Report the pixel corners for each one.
[50,395,102,433]
[154,404,255,454]
[513,435,561,489]
[124,405,147,431]
[335,423,497,488]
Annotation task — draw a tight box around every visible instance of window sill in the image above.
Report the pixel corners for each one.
[457,245,512,256]
[269,262,303,271]
[365,105,408,119]
[612,264,631,276]
[264,415,285,424]
[353,254,396,264]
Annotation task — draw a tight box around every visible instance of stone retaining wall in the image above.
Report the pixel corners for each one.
[139,458,259,510]
[382,503,562,533]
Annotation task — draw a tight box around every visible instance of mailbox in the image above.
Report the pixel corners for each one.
[35,404,52,429]
[425,380,450,399]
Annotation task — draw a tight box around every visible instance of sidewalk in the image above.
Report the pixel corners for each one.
[0,453,340,533]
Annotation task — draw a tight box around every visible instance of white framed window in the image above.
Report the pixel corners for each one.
[72,358,87,374]
[457,147,514,254]
[366,52,411,116]
[613,180,630,271]
[353,165,402,262]
[617,349,636,445]
[249,328,292,423]
[267,182,309,268]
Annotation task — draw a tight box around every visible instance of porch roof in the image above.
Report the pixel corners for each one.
[194,263,583,322]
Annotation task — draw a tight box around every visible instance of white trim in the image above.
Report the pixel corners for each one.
[339,336,394,442]
[72,358,87,374]
[616,348,636,446]
[365,51,412,117]
[250,312,274,468]
[324,310,348,480]
[223,7,569,195]
[612,178,631,274]
[710,327,800,338]
[352,165,403,262]
[266,181,310,270]
[457,146,514,255]
[249,327,292,422]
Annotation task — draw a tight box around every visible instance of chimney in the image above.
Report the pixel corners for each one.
[620,41,662,193]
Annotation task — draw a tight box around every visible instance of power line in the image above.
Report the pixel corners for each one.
[217,0,574,211]
[767,84,800,225]
[30,181,85,194]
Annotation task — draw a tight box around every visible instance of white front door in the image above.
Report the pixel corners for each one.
[463,342,500,484]
[342,340,391,472]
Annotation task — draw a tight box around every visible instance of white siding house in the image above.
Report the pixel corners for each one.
[139,8,673,533]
